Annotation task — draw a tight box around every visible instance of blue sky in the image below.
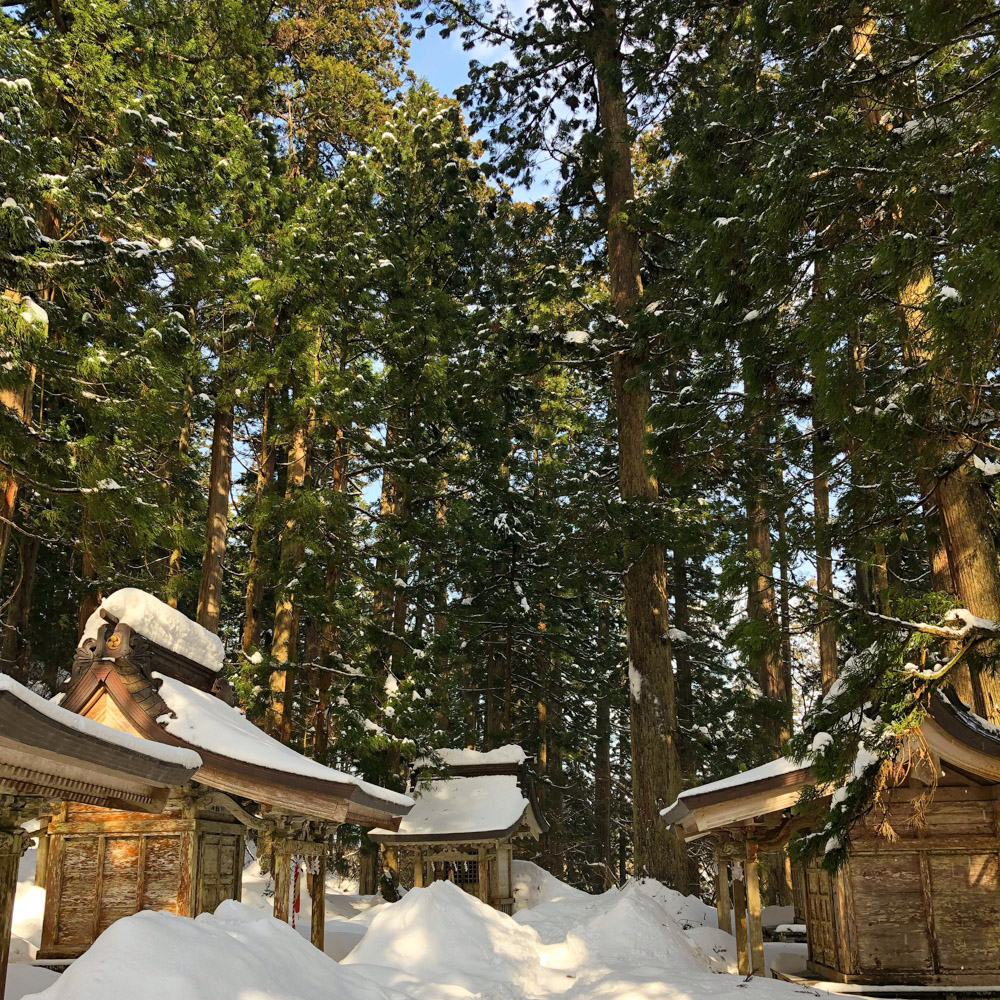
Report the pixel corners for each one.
[408,28,478,99]
[406,28,558,202]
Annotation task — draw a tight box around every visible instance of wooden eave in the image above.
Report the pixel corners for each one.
[0,686,198,812]
[662,764,818,842]
[61,663,409,827]
[371,772,547,845]
[368,810,528,846]
[922,691,1000,783]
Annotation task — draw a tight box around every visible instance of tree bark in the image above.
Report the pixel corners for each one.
[243,384,275,654]
[594,0,686,889]
[747,489,789,755]
[813,431,838,693]
[0,342,35,581]
[196,401,234,634]
[0,533,39,681]
[673,552,694,774]
[269,412,312,743]
[595,692,613,890]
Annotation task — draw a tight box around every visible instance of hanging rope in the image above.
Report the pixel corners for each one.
[291,857,302,929]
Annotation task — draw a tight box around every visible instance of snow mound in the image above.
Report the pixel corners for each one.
[81,588,224,673]
[344,880,551,998]
[685,925,739,973]
[512,859,589,911]
[628,877,718,929]
[24,900,407,1000]
[566,884,711,971]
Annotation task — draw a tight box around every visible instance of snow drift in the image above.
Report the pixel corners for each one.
[344,880,555,998]
[23,900,407,1000]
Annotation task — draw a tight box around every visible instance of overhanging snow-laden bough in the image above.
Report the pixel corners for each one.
[34,590,412,962]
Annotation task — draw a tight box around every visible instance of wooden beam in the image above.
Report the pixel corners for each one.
[413,848,424,888]
[745,844,765,977]
[733,861,749,976]
[273,847,291,924]
[0,826,27,1000]
[311,852,326,953]
[715,846,732,933]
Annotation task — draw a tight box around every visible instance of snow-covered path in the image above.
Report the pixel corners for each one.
[11,858,813,1000]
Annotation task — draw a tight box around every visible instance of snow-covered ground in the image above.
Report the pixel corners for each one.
[10,853,811,1000]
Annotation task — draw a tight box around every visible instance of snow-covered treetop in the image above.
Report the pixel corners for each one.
[80,588,225,673]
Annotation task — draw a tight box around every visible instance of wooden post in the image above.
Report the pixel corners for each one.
[273,841,291,924]
[733,860,750,976]
[0,826,27,1000]
[477,847,490,904]
[746,844,766,976]
[715,846,731,933]
[35,830,49,888]
[311,851,326,952]
[413,848,424,887]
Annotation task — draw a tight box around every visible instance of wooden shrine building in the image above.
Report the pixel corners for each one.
[37,589,412,961]
[661,690,1000,988]
[369,745,547,914]
[0,672,202,995]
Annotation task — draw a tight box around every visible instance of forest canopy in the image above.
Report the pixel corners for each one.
[3,0,1000,892]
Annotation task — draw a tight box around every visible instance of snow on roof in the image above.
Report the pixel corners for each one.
[81,588,225,673]
[153,674,412,808]
[433,745,527,768]
[661,756,809,817]
[0,674,202,769]
[369,773,527,840]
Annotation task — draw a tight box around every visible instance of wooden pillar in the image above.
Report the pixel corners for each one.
[746,844,766,977]
[35,830,49,887]
[311,851,326,952]
[273,840,291,924]
[413,848,424,887]
[477,847,490,904]
[715,846,731,933]
[496,842,513,907]
[733,860,750,976]
[0,825,27,1000]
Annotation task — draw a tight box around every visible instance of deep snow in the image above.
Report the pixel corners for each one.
[12,855,814,1000]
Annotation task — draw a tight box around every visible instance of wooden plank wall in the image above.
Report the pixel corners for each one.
[805,780,1000,985]
[39,803,243,960]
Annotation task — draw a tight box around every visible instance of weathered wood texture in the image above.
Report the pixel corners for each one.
[0,827,28,1000]
[39,803,242,959]
[805,786,1000,985]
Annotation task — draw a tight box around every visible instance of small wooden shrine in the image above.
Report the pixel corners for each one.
[0,672,202,995]
[661,690,1000,988]
[39,589,412,960]
[369,745,547,914]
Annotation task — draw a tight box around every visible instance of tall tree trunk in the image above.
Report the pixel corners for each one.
[595,692,613,890]
[776,503,794,719]
[269,410,312,743]
[1,533,39,681]
[196,401,234,633]
[77,516,100,638]
[166,381,194,608]
[918,473,956,595]
[243,384,276,654]
[594,0,685,889]
[747,489,788,755]
[813,430,838,693]
[0,337,35,581]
